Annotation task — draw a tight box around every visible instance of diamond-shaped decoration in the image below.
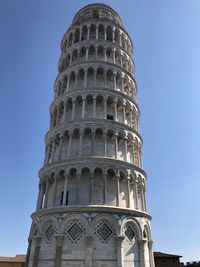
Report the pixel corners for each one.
[66,222,84,242]
[96,222,114,242]
[125,224,135,243]
[45,224,56,241]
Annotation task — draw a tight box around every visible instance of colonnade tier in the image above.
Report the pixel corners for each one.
[49,92,140,131]
[37,162,146,212]
[54,64,137,100]
[61,21,133,56]
[58,42,134,75]
[43,123,142,167]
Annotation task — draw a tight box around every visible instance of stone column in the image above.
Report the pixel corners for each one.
[121,76,124,93]
[79,130,83,156]
[114,72,117,90]
[36,183,44,210]
[94,68,97,87]
[84,69,87,87]
[122,102,126,123]
[103,131,107,157]
[91,130,95,156]
[82,97,86,118]
[62,174,68,205]
[96,24,99,40]
[103,172,107,204]
[119,31,122,46]
[116,174,120,206]
[124,137,128,161]
[104,48,107,62]
[138,240,146,267]
[112,27,115,43]
[104,97,107,119]
[127,176,131,208]
[58,135,63,160]
[93,97,96,117]
[53,176,58,206]
[115,133,118,159]
[134,179,139,210]
[89,173,94,204]
[113,49,116,64]
[53,235,65,267]
[130,108,133,127]
[71,99,75,120]
[114,99,118,121]
[76,173,81,204]
[104,26,107,40]
[67,132,72,158]
[66,76,70,91]
[104,70,107,87]
[116,236,124,267]
[62,103,66,123]
[44,179,49,208]
[141,184,146,212]
[51,140,56,163]
[32,236,42,267]
[148,240,155,267]
[85,235,93,267]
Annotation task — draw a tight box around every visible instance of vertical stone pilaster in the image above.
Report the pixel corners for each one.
[32,236,42,267]
[138,239,146,267]
[85,235,93,267]
[116,236,124,267]
[53,235,65,267]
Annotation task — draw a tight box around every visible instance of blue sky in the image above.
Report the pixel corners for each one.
[0,0,200,262]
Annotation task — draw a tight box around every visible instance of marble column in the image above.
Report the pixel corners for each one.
[62,174,68,205]
[85,235,93,267]
[43,179,49,208]
[116,236,124,267]
[32,236,42,267]
[53,235,65,267]
[82,97,86,118]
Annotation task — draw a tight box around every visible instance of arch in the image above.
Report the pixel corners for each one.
[88,45,95,60]
[80,46,86,61]
[72,49,78,63]
[98,24,105,40]
[106,25,113,42]
[60,214,90,234]
[74,28,80,43]
[81,25,88,41]
[68,32,73,47]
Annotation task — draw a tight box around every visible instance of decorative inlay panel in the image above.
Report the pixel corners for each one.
[95,222,114,243]
[65,220,85,243]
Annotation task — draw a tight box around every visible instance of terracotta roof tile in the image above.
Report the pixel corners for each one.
[0,254,26,262]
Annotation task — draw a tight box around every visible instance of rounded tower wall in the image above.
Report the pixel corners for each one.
[26,4,155,267]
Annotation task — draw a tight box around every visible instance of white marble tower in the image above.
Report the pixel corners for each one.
[26,3,155,267]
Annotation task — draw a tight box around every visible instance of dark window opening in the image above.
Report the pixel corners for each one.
[93,10,99,18]
[60,191,64,205]
[60,191,69,205]
[107,114,114,120]
[66,190,69,205]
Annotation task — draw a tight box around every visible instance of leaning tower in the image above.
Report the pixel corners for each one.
[26,3,155,267]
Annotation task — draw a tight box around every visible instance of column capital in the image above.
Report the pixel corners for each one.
[115,235,124,243]
[55,234,65,246]
[33,236,42,246]
[85,235,93,246]
[148,239,153,249]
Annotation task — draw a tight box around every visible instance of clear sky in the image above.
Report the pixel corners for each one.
[0,0,200,262]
